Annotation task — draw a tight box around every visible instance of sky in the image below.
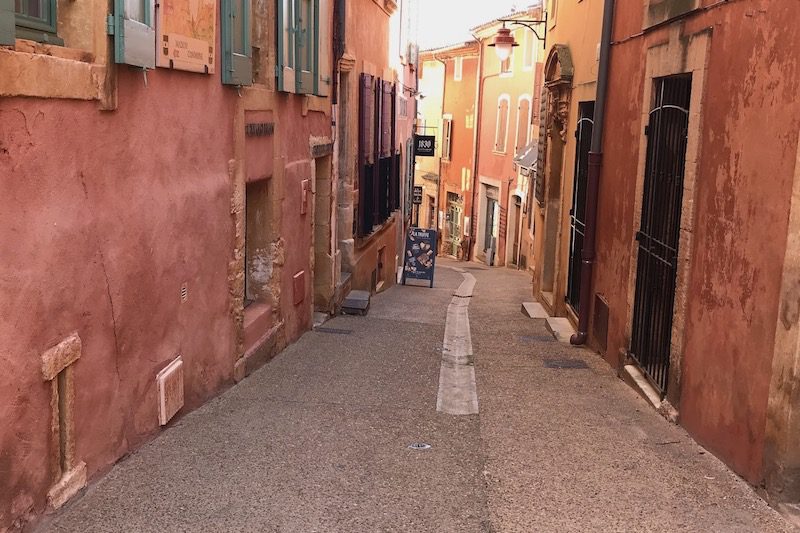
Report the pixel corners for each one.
[416,1,536,50]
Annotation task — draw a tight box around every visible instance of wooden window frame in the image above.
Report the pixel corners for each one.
[13,0,62,44]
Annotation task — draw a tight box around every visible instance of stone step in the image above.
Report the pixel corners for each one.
[341,289,370,316]
[243,303,273,354]
[521,302,549,319]
[313,312,329,328]
[545,317,576,344]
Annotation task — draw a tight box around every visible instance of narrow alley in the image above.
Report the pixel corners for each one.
[39,261,790,532]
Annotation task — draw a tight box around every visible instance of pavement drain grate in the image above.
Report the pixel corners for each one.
[315,327,354,335]
[543,358,590,369]
[518,335,556,343]
[408,443,432,450]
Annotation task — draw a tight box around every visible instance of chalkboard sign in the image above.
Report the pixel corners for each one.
[402,228,437,288]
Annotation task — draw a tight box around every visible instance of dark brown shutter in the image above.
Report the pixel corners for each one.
[358,73,376,236]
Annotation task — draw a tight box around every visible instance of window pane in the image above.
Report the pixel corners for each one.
[517,99,530,153]
[124,0,145,23]
[285,0,294,67]
[233,0,245,54]
[299,0,312,71]
[16,0,46,19]
[524,33,534,68]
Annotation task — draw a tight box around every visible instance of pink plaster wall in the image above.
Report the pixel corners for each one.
[0,65,238,527]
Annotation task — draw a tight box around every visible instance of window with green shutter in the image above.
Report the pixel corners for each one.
[13,0,62,44]
[222,0,252,85]
[276,0,330,96]
[111,0,156,68]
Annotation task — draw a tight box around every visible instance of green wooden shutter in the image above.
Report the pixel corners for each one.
[315,0,331,96]
[295,0,314,94]
[0,0,16,46]
[276,0,296,92]
[111,0,155,68]
[222,0,252,85]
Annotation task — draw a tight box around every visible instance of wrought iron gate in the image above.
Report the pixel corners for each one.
[566,102,595,313]
[630,75,692,395]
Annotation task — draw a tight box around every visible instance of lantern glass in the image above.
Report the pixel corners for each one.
[494,42,513,62]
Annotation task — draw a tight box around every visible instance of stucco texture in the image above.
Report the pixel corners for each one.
[593,0,800,483]
[0,66,238,527]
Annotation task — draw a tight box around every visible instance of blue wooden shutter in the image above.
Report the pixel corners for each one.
[0,0,14,46]
[295,0,314,94]
[222,0,252,85]
[111,0,155,68]
[276,0,296,92]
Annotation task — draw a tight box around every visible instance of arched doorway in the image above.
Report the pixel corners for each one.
[537,45,573,308]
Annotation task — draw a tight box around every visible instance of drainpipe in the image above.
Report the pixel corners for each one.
[570,0,616,345]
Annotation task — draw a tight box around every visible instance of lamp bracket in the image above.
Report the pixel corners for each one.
[496,14,549,49]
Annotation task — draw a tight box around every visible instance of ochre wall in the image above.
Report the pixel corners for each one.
[593,0,800,482]
[440,52,478,257]
[539,0,604,319]
[476,27,536,266]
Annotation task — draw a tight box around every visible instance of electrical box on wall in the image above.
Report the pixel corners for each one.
[157,356,184,426]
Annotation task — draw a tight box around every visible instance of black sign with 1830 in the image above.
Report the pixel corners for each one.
[402,228,437,288]
[414,134,436,157]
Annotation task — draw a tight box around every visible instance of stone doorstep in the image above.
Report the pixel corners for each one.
[521,302,549,319]
[47,462,86,511]
[243,303,273,354]
[234,322,284,382]
[545,317,576,344]
[622,364,663,410]
[334,272,352,311]
[342,290,370,316]
[312,312,329,328]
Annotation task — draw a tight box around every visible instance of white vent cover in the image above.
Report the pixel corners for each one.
[156,356,184,426]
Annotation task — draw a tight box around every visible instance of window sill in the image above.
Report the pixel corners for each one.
[492,150,508,156]
[0,40,104,100]
[356,211,398,248]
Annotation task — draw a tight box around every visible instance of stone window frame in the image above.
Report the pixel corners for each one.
[623,25,711,408]
[643,0,700,29]
[0,0,115,105]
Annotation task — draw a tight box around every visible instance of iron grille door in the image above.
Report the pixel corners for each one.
[566,102,595,313]
[630,75,692,395]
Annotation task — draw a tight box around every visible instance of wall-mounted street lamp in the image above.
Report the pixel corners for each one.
[488,15,548,61]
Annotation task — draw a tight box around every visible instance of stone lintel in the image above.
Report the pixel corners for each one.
[41,333,81,382]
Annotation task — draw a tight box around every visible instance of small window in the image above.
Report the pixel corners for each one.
[454,56,463,81]
[500,55,512,76]
[523,30,535,70]
[495,95,510,153]
[515,96,531,154]
[13,0,61,44]
[442,117,453,161]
